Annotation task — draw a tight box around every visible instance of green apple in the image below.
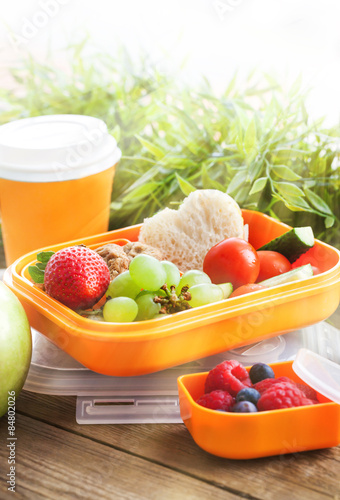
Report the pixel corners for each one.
[0,281,32,417]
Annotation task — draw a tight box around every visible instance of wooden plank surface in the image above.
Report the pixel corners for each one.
[0,390,338,500]
[0,413,241,500]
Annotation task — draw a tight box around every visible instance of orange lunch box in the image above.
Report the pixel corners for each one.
[177,355,340,459]
[3,210,340,376]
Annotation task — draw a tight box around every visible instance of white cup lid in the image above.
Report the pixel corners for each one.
[293,348,340,404]
[0,114,121,182]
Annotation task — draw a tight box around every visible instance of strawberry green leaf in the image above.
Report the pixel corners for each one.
[28,251,54,283]
[37,251,55,264]
[28,266,45,284]
[36,262,47,271]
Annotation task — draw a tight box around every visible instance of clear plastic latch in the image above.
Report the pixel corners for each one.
[76,395,182,424]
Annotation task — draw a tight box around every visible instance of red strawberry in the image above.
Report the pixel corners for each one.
[44,245,110,310]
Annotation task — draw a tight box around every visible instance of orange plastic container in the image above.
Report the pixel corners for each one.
[3,210,340,376]
[177,360,340,459]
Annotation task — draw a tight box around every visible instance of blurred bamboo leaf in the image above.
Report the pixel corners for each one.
[304,187,334,216]
[176,174,196,196]
[135,135,165,159]
[271,165,302,181]
[249,177,267,195]
[274,182,305,198]
[227,170,248,195]
[244,119,257,156]
[123,181,161,201]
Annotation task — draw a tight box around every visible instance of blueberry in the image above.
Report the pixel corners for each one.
[231,401,258,413]
[249,363,275,384]
[236,388,261,405]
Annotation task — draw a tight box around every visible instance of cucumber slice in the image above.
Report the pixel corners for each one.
[218,282,233,299]
[259,264,313,287]
[258,227,314,263]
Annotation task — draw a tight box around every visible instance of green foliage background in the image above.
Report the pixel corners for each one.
[1,44,339,248]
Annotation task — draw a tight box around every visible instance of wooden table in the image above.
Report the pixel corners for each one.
[0,385,339,499]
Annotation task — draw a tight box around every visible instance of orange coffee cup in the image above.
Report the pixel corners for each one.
[0,115,121,265]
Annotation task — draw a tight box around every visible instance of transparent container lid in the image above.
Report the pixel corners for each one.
[24,321,340,424]
[293,348,340,404]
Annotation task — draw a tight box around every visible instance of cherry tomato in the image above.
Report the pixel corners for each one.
[291,249,321,275]
[230,283,267,298]
[256,251,291,282]
[203,238,260,288]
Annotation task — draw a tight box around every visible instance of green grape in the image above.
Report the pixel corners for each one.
[218,282,233,299]
[161,260,181,288]
[136,288,166,299]
[189,283,224,308]
[103,297,138,322]
[177,270,211,294]
[129,254,167,291]
[135,293,161,321]
[106,271,141,299]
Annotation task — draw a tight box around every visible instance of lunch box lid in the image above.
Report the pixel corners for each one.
[0,114,121,182]
[24,322,340,424]
[293,348,340,404]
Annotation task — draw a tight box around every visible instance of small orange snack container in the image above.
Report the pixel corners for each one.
[3,210,340,376]
[0,115,121,265]
[177,350,340,459]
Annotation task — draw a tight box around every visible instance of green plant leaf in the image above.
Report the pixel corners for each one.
[288,74,303,98]
[304,187,334,216]
[325,216,335,228]
[234,186,250,204]
[279,195,312,212]
[274,182,305,198]
[271,165,301,181]
[248,159,264,181]
[135,135,165,159]
[123,182,160,201]
[249,177,267,195]
[201,164,225,191]
[176,174,196,196]
[110,124,121,142]
[227,170,248,195]
[244,119,257,156]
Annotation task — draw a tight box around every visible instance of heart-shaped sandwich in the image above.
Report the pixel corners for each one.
[138,189,244,272]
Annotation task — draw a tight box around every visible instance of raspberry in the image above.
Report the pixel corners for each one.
[196,390,234,411]
[257,382,315,411]
[296,383,318,402]
[204,360,251,397]
[254,376,294,394]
